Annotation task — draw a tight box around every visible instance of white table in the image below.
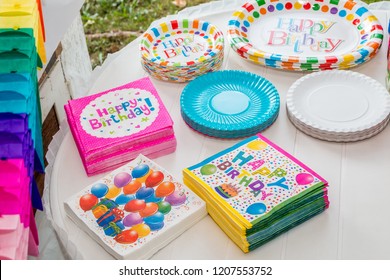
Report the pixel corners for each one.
[41,3,390,260]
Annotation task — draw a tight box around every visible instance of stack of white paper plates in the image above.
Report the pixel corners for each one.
[286,70,390,142]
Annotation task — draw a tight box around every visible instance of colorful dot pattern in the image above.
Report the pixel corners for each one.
[140,19,224,67]
[227,0,383,69]
[189,138,324,223]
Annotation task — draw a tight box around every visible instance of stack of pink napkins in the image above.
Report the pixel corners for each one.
[65,77,177,176]
[0,160,39,259]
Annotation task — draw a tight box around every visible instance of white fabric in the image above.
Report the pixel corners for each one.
[41,0,85,62]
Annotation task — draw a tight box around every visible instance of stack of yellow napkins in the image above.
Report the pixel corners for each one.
[183,134,329,252]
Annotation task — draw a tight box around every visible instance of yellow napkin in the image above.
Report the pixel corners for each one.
[0,0,46,64]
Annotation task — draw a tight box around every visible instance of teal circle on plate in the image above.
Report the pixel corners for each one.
[210,91,250,115]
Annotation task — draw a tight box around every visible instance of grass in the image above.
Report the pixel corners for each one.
[81,0,385,68]
[81,0,212,67]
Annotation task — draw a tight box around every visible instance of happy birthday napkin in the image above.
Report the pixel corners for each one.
[183,134,329,252]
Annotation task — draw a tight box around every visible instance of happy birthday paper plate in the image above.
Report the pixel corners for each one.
[228,0,383,69]
[140,18,224,66]
[140,18,225,82]
[180,70,280,138]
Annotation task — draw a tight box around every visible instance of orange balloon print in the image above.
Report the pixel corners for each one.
[155,182,175,197]
[139,202,158,217]
[123,180,142,195]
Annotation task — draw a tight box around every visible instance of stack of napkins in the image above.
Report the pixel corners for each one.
[0,0,46,260]
[64,154,206,259]
[183,134,329,252]
[65,77,177,176]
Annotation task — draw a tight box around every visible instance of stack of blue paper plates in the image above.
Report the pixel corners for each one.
[180,70,280,138]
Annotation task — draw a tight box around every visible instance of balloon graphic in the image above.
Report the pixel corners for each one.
[124,199,146,212]
[136,187,154,200]
[136,169,152,184]
[247,140,267,150]
[200,164,217,176]
[157,201,172,214]
[79,193,98,211]
[115,194,135,205]
[123,180,142,195]
[144,212,164,224]
[91,183,109,198]
[145,192,163,203]
[123,212,143,227]
[295,173,314,185]
[145,171,164,188]
[114,229,138,244]
[114,172,132,188]
[165,190,186,206]
[131,223,151,238]
[132,164,150,178]
[105,186,121,199]
[155,181,175,197]
[139,202,158,217]
[246,203,267,215]
[145,221,164,231]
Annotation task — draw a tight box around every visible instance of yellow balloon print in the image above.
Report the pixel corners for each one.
[247,140,267,150]
[105,186,121,199]
[131,223,151,238]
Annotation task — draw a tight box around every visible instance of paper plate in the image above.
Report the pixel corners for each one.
[140,18,224,67]
[286,70,390,138]
[180,70,280,138]
[230,42,375,71]
[228,0,383,68]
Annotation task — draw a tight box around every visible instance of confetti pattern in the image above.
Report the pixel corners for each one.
[188,135,326,223]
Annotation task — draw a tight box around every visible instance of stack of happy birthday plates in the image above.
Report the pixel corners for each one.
[227,0,383,71]
[180,70,280,138]
[140,18,225,82]
[286,70,390,142]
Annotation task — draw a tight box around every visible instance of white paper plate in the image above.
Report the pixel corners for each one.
[286,70,390,137]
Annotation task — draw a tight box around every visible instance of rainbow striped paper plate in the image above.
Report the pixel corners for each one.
[227,0,383,71]
[140,18,225,82]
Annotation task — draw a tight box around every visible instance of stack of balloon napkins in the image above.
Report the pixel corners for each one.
[64,154,206,259]
[286,70,390,142]
[0,0,46,260]
[180,70,280,138]
[183,134,329,252]
[65,77,177,176]
[228,0,383,71]
[140,18,224,82]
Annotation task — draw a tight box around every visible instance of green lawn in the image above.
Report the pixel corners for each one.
[81,0,385,68]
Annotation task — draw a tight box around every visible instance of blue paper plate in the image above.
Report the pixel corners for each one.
[180,70,280,138]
